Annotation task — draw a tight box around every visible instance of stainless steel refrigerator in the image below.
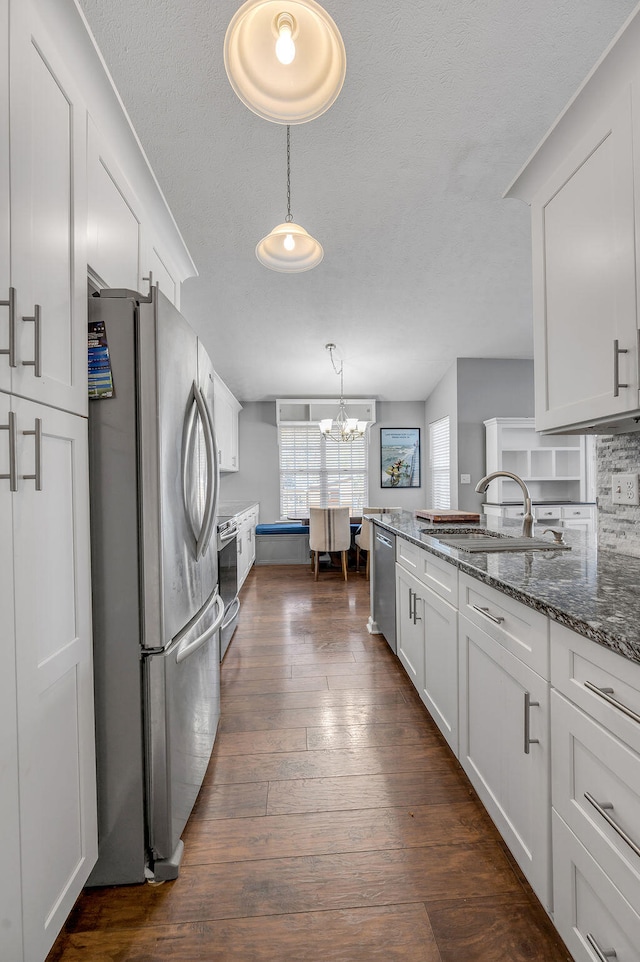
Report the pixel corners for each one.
[87,287,224,885]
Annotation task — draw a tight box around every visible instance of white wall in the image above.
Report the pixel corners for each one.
[220,400,428,521]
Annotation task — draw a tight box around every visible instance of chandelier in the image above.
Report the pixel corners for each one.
[319,344,368,442]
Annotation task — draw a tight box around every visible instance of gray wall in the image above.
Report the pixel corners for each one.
[457,358,534,511]
[219,402,280,521]
[220,400,427,522]
[424,358,535,511]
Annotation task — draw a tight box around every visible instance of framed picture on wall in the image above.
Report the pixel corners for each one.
[380,428,421,488]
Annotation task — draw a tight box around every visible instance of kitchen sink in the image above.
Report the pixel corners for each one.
[421,529,571,553]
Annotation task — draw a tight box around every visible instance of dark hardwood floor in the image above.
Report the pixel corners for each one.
[48,564,571,961]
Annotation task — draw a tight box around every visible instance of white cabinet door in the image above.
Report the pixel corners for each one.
[8,0,88,416]
[87,118,141,292]
[12,398,97,961]
[0,392,23,962]
[531,88,638,432]
[459,612,551,908]
[395,564,425,692]
[213,374,241,472]
[0,0,10,397]
[421,586,458,755]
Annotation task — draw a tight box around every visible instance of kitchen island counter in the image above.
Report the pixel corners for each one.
[370,510,640,664]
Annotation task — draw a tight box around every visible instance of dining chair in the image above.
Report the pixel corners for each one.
[309,507,352,581]
[355,508,401,580]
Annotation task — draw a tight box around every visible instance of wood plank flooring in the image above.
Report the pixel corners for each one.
[48,565,571,961]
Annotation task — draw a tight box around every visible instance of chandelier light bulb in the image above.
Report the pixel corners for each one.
[275,14,296,64]
[284,232,295,251]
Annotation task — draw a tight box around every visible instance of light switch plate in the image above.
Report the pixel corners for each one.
[460,474,471,484]
[612,473,640,505]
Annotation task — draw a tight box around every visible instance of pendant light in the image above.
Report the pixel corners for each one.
[256,126,323,273]
[319,344,368,442]
[224,0,346,124]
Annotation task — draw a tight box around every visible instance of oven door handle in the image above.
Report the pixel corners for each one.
[218,526,238,544]
[222,596,240,630]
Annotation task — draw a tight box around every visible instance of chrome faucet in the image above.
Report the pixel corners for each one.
[475,471,535,537]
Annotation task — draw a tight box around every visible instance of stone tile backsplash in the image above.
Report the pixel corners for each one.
[597,434,640,557]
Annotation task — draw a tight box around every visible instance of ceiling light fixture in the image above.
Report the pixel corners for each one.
[319,344,368,442]
[224,0,346,125]
[256,126,323,272]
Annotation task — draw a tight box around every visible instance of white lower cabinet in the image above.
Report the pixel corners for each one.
[396,564,425,692]
[458,610,551,908]
[1,393,97,961]
[236,503,259,589]
[553,812,640,962]
[395,548,458,754]
[550,621,640,960]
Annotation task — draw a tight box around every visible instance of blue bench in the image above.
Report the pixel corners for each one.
[256,523,309,536]
[255,521,361,565]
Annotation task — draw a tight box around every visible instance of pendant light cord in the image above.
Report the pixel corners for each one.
[285,125,293,223]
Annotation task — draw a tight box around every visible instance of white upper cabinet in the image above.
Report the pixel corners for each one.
[531,90,638,432]
[505,9,640,434]
[87,118,141,293]
[213,372,241,472]
[5,0,88,416]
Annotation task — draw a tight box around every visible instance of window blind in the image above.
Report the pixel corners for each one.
[429,416,450,509]
[278,424,368,517]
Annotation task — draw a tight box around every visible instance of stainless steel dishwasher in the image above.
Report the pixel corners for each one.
[373,526,396,652]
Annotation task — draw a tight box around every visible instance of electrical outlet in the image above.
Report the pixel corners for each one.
[612,473,640,505]
[460,474,471,484]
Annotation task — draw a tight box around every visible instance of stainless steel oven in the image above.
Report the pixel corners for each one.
[217,517,239,660]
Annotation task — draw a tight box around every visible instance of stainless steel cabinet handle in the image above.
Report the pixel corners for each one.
[523,691,540,754]
[584,792,640,859]
[584,681,640,725]
[0,409,18,490]
[472,604,505,625]
[21,418,42,490]
[0,287,17,367]
[408,587,414,621]
[586,933,617,960]
[413,591,422,624]
[21,304,42,377]
[613,339,628,397]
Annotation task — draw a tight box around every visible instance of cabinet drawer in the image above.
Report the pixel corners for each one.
[460,573,549,678]
[503,506,529,520]
[561,505,593,520]
[552,811,640,962]
[534,504,562,521]
[552,691,640,905]
[396,538,458,606]
[550,621,640,755]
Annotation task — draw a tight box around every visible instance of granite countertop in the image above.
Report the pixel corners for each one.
[370,510,640,665]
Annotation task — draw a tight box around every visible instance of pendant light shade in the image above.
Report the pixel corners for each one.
[256,126,323,273]
[256,222,324,272]
[224,0,346,124]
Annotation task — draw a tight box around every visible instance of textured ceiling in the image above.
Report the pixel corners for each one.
[77,0,638,402]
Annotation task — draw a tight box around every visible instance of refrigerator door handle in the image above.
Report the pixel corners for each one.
[175,593,225,664]
[198,385,219,558]
[182,382,215,560]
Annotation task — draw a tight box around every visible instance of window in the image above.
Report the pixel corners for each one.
[278,424,368,517]
[429,416,450,509]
